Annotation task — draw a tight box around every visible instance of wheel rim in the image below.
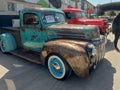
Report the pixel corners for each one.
[48,55,66,79]
[1,40,6,52]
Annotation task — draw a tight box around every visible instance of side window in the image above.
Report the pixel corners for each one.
[23,13,39,25]
[64,12,74,20]
[76,12,82,18]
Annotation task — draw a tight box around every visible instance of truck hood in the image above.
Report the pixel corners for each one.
[47,24,100,40]
[79,18,105,25]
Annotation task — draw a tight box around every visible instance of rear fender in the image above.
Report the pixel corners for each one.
[0,33,17,52]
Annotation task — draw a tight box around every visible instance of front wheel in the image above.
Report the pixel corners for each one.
[47,53,72,80]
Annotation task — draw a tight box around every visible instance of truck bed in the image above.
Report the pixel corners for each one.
[0,15,19,27]
[0,27,22,48]
[0,27,43,64]
[0,27,20,31]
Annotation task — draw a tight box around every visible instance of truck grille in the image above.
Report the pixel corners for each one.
[92,36,105,61]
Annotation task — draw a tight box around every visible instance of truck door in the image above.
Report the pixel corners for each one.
[21,12,45,50]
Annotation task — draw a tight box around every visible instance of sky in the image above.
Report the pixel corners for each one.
[87,0,120,6]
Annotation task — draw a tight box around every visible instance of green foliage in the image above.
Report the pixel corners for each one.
[19,0,25,2]
[108,11,116,16]
[37,0,49,7]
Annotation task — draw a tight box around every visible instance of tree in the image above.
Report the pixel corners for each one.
[108,11,116,16]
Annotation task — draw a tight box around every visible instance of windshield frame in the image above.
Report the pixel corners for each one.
[75,11,86,18]
[41,11,66,25]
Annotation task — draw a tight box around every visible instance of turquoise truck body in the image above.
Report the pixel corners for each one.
[0,8,105,80]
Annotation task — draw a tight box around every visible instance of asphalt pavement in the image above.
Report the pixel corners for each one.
[0,33,120,90]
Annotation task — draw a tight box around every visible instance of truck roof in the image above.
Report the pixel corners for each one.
[62,8,83,12]
[23,8,64,13]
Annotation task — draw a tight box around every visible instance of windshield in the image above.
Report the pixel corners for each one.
[76,12,86,18]
[42,12,66,24]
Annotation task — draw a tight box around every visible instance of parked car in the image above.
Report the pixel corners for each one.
[63,8,110,35]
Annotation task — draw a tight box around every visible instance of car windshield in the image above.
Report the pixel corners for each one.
[42,12,66,24]
[76,12,86,18]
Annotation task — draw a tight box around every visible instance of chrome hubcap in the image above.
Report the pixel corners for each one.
[53,62,61,71]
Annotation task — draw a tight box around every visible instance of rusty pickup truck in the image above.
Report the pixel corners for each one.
[0,8,105,80]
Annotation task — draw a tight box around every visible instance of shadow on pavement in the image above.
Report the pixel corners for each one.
[105,39,114,52]
[53,58,116,90]
[0,52,116,90]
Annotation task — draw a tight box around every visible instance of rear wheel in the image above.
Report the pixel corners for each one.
[47,53,72,80]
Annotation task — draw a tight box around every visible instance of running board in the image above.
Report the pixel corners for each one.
[10,49,42,64]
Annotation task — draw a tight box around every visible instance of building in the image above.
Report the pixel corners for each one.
[0,0,42,27]
[0,0,96,27]
[61,0,96,17]
[84,0,96,17]
[0,0,42,15]
[0,0,96,14]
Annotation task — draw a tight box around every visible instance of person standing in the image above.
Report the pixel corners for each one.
[112,13,120,52]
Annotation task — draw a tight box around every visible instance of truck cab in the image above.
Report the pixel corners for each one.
[0,8,106,80]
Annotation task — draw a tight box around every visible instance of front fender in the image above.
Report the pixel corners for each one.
[41,40,90,77]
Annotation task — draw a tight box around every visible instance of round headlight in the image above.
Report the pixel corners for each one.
[86,44,97,56]
[91,46,97,56]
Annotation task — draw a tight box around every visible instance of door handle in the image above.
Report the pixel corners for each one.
[32,35,38,39]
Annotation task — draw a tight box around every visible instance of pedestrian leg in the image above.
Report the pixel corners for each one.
[114,34,120,52]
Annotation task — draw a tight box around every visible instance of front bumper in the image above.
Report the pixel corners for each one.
[89,35,106,69]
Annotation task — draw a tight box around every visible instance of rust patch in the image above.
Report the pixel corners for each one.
[48,24,100,40]
[59,50,89,77]
[41,40,90,77]
[41,51,47,58]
